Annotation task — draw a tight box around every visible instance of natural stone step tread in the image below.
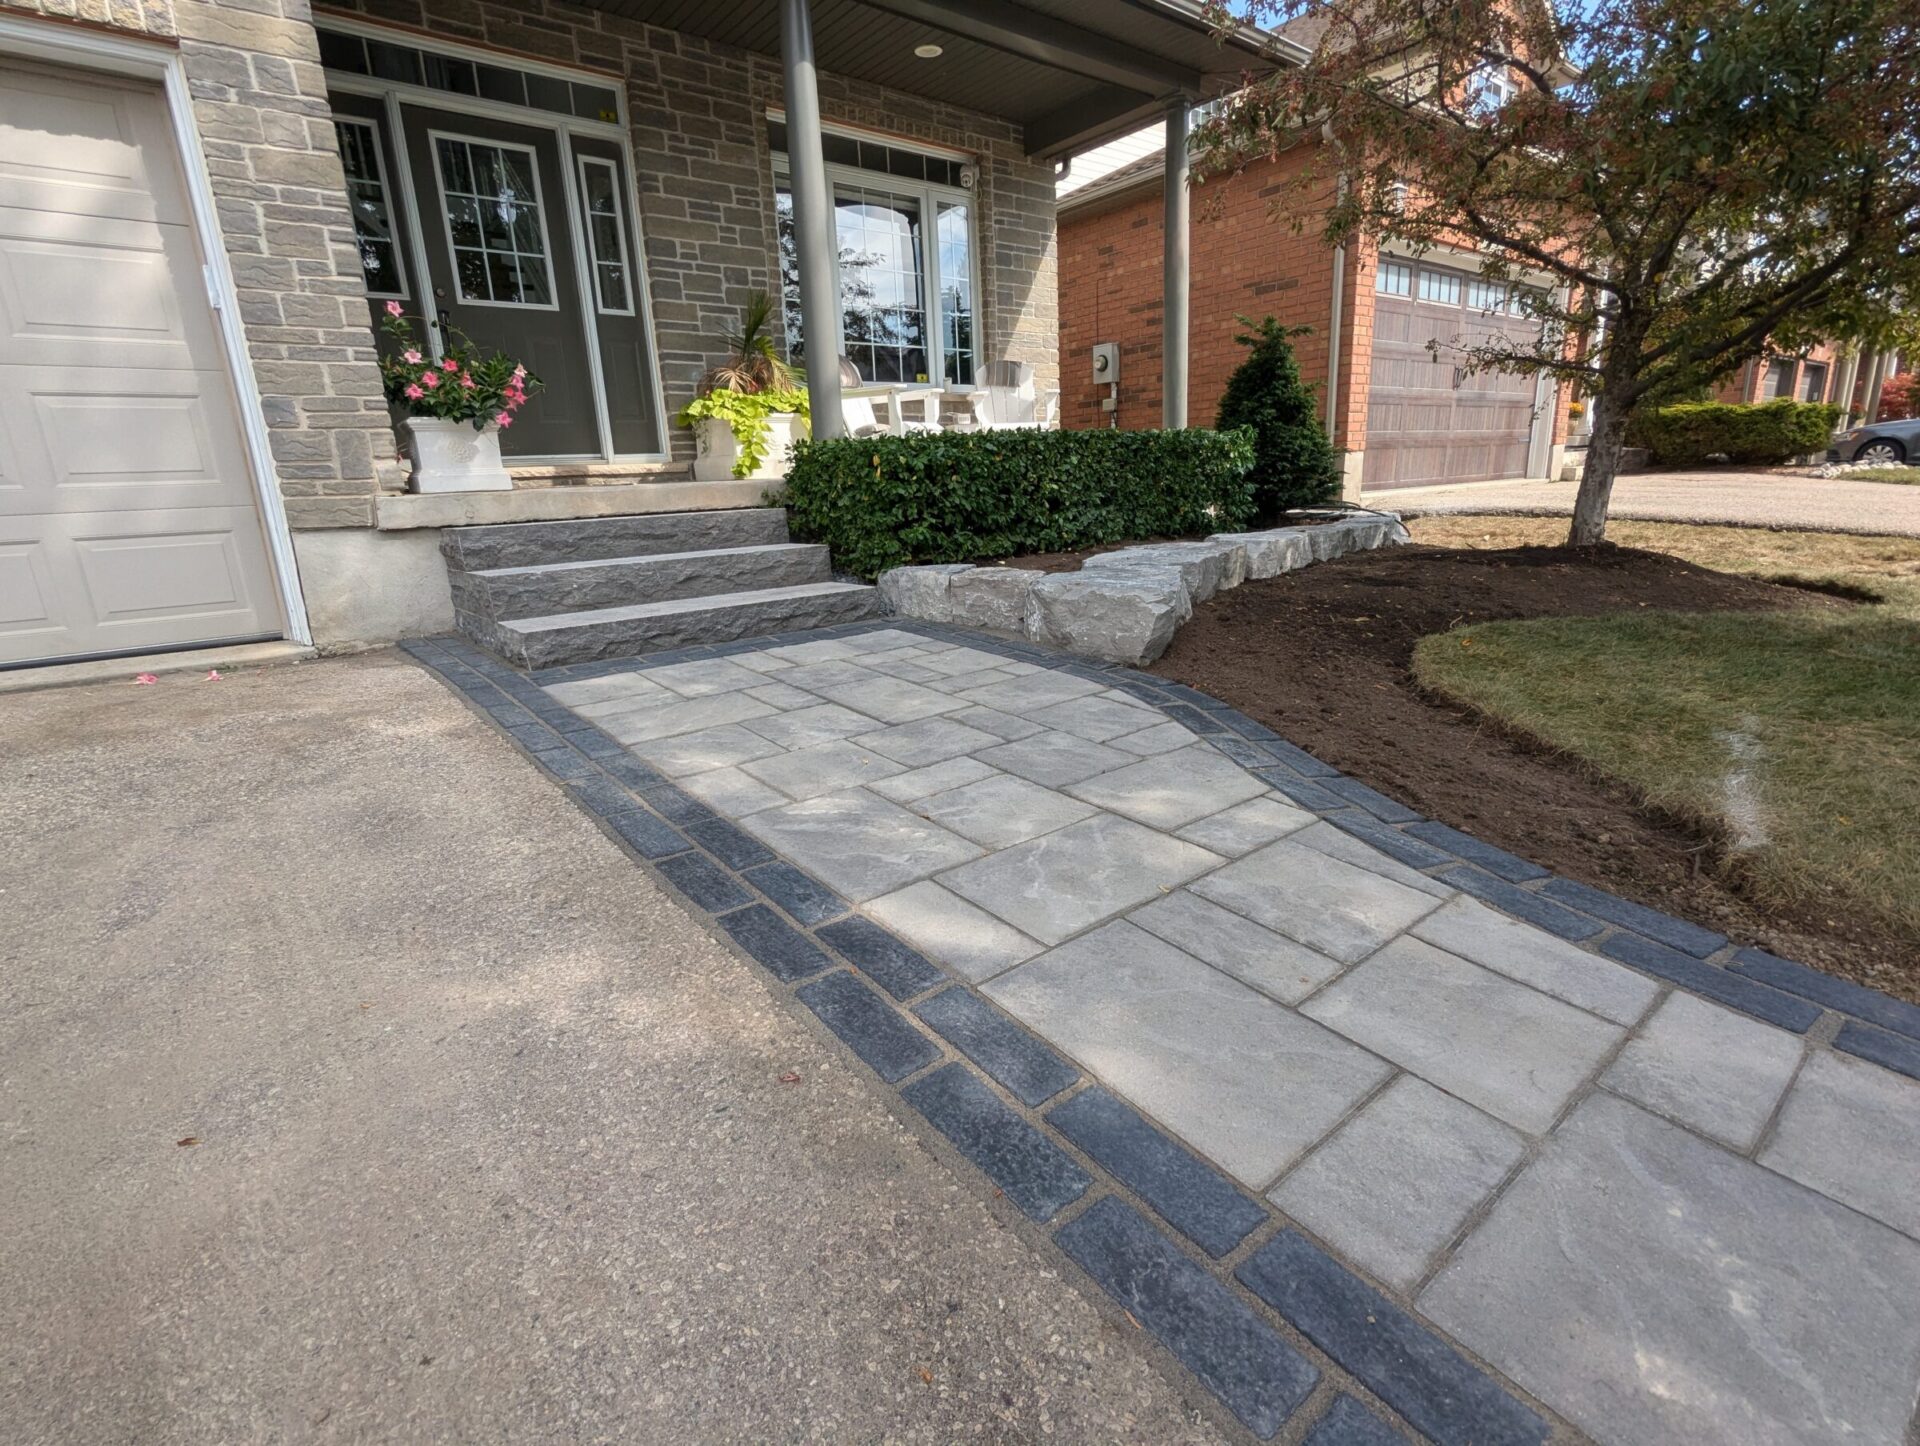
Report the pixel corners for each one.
[475,582,882,669]
[450,543,833,620]
[441,506,790,571]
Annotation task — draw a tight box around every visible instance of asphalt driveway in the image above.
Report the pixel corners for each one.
[1391,468,1920,536]
[0,653,1219,1444]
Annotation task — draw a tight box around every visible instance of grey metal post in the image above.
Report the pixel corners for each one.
[780,0,842,438]
[1162,100,1190,429]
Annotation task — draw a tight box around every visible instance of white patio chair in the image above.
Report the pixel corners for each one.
[960,361,1061,430]
[835,357,943,437]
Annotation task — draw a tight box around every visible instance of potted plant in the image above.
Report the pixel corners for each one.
[677,292,810,482]
[376,302,541,493]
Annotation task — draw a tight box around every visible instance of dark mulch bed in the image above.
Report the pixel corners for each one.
[1150,542,1910,995]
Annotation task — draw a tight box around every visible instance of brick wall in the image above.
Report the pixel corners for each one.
[1717,341,1846,405]
[3,0,401,529]
[1059,147,1357,442]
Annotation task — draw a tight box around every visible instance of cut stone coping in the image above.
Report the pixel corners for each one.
[875,511,1411,666]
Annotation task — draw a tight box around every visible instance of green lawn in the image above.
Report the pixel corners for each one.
[1408,518,1920,941]
[1841,465,1920,485]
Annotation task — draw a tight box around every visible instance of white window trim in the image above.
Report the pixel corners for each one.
[426,128,562,313]
[333,114,409,300]
[772,154,983,388]
[576,154,636,317]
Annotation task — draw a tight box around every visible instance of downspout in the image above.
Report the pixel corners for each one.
[1323,123,1347,489]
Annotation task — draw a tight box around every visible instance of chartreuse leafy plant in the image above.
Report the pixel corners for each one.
[1198,0,1920,543]
[1217,316,1341,518]
[677,386,810,478]
[782,427,1256,578]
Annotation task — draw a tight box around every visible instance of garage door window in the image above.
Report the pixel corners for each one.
[1418,269,1461,304]
[1376,260,1412,296]
[1468,278,1505,312]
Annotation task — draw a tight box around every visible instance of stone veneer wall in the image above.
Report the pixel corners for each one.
[2,0,403,529]
[331,0,1061,466]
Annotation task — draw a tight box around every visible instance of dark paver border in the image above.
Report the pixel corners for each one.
[401,615,1920,1443]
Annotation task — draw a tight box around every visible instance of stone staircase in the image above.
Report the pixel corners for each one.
[442,508,880,669]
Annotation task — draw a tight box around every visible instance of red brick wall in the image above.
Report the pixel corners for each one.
[1059,149,1361,444]
[1716,342,1845,404]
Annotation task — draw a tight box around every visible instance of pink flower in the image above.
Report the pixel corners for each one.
[511,364,527,381]
[402,349,423,364]
[440,356,460,372]
[404,383,424,399]
[460,375,475,390]
[205,670,223,682]
[385,300,403,317]
[421,370,439,390]
[494,411,513,428]
[132,673,159,686]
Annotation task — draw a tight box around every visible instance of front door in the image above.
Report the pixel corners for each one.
[398,105,600,459]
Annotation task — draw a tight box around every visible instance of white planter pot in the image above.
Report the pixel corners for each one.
[691,412,805,483]
[404,417,512,493]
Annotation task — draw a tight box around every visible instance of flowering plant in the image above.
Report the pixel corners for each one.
[376,302,540,431]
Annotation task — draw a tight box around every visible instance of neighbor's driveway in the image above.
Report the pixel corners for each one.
[1392,469,1920,536]
[0,653,1215,1444]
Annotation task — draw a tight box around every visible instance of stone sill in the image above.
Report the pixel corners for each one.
[374,476,779,531]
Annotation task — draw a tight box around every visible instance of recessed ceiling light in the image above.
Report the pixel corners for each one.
[914,42,943,59]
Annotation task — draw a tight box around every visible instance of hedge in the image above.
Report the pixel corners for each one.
[1626,399,1842,466]
[780,427,1257,579]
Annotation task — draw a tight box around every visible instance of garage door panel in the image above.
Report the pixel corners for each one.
[0,59,279,666]
[0,70,176,223]
[0,207,215,368]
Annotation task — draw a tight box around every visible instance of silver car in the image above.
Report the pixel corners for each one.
[1831,415,1920,464]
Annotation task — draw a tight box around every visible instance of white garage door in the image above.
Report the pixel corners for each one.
[1363,258,1544,490]
[0,58,280,666]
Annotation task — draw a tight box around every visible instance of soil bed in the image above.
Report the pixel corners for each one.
[1151,542,1914,1000]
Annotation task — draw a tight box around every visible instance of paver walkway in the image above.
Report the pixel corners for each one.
[1391,469,1920,536]
[521,623,1920,1446]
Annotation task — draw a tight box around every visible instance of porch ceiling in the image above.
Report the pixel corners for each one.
[585,0,1291,158]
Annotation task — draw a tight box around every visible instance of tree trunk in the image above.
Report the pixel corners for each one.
[1568,392,1629,547]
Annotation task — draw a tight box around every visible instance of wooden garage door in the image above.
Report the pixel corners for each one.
[1363,258,1542,490]
[0,59,280,666]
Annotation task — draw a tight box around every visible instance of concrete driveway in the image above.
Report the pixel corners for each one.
[1389,469,1920,536]
[0,653,1219,1444]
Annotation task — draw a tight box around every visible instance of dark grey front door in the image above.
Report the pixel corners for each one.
[398,104,600,458]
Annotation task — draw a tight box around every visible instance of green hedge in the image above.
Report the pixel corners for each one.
[1626,399,1842,466]
[780,427,1257,579]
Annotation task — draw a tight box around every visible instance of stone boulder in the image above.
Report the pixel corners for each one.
[877,563,971,622]
[950,567,1039,633]
[1208,527,1313,580]
[1082,540,1244,604]
[1024,572,1191,666]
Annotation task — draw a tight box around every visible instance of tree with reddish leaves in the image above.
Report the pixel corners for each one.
[1197,0,1920,543]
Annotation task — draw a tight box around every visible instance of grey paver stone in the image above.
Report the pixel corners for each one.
[1129,890,1343,1004]
[740,702,877,750]
[1271,1075,1526,1291]
[730,650,793,674]
[946,704,1046,741]
[911,774,1097,849]
[987,922,1391,1185]
[742,680,818,710]
[598,691,775,744]
[813,675,967,725]
[1024,693,1163,743]
[866,756,1000,803]
[1413,895,1658,1026]
[763,638,864,664]
[629,722,788,777]
[1603,992,1803,1150]
[1176,796,1316,856]
[1193,839,1443,964]
[739,789,983,902]
[864,880,1043,981]
[645,657,769,697]
[855,716,999,767]
[976,730,1132,788]
[941,814,1222,945]
[543,672,665,708]
[915,644,1021,677]
[1303,935,1622,1133]
[958,670,1105,716]
[739,740,905,800]
[1107,719,1198,756]
[1289,819,1453,899]
[1760,1050,1920,1239]
[1423,1093,1920,1446]
[1067,746,1268,830]
[675,765,790,818]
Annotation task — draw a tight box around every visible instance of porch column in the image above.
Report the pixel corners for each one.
[779,0,842,438]
[1162,99,1190,429]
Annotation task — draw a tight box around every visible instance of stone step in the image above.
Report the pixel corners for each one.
[471,582,883,670]
[440,507,790,572]
[450,542,833,622]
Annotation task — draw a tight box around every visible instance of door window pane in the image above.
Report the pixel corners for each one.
[1419,268,1462,304]
[335,118,406,297]
[937,200,974,385]
[432,135,554,306]
[578,157,634,314]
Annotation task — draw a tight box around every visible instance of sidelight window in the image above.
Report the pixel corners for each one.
[335,118,406,298]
